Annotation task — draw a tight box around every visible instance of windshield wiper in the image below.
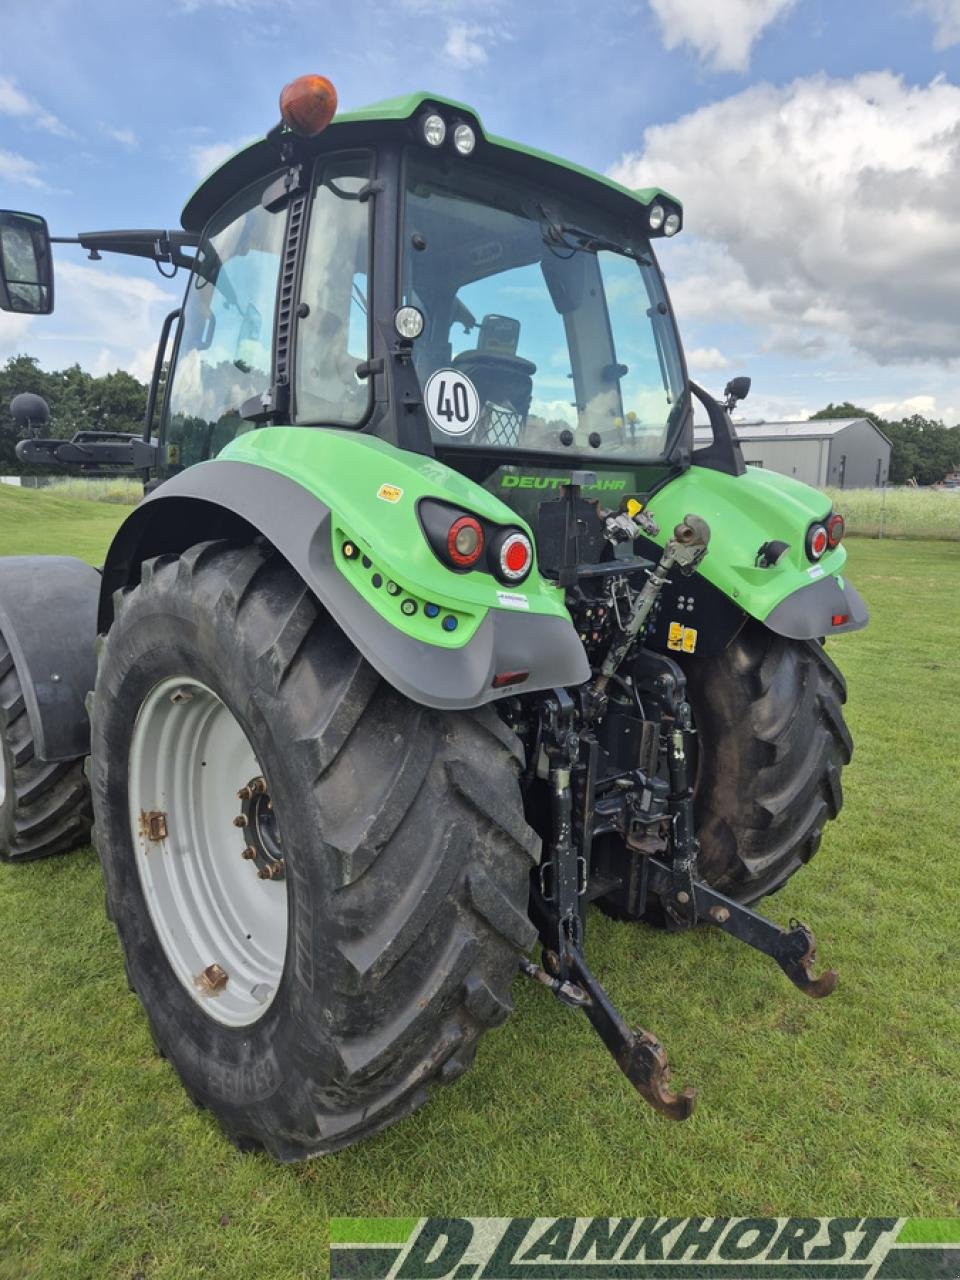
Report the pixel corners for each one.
[537,206,651,263]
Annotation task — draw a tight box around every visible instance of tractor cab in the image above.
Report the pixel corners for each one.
[1,79,725,509]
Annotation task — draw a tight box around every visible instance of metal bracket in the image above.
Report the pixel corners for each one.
[646,859,838,998]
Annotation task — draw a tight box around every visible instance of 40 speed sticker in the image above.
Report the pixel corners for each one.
[424,368,480,436]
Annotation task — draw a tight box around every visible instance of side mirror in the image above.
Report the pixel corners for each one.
[724,375,751,403]
[0,210,54,315]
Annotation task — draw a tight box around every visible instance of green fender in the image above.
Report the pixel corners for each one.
[643,464,868,643]
[99,428,589,710]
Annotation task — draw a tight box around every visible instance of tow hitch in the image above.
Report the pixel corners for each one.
[520,508,837,1121]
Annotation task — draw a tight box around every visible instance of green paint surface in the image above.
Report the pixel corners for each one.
[898,1220,960,1244]
[216,428,569,646]
[645,464,847,623]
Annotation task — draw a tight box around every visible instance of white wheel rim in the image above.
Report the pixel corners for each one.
[128,676,288,1028]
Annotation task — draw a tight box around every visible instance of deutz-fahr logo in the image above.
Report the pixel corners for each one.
[500,475,627,491]
[331,1216,960,1280]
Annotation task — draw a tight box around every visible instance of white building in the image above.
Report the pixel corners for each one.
[693,417,891,488]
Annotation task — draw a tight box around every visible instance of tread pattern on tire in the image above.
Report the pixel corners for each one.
[0,633,91,862]
[91,542,541,1160]
[680,620,853,904]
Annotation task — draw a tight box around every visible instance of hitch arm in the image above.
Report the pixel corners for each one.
[647,859,838,998]
[555,947,697,1120]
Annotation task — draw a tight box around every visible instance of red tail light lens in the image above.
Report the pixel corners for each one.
[447,516,484,568]
[827,513,845,547]
[495,531,533,583]
[806,522,829,560]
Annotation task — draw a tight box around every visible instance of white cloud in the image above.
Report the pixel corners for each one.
[188,136,254,178]
[4,261,178,381]
[101,124,138,147]
[869,393,958,422]
[0,76,71,137]
[915,0,960,48]
[611,72,960,366]
[647,0,796,72]
[0,311,35,363]
[686,345,730,371]
[443,21,495,67]
[0,149,48,190]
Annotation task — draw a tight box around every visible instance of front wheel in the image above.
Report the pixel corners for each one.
[90,541,539,1160]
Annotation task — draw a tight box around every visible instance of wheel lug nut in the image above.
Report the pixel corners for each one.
[233,815,247,828]
[237,786,251,801]
[241,846,256,860]
[256,867,270,880]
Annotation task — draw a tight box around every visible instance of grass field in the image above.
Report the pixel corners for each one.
[1,488,958,1279]
[823,485,960,540]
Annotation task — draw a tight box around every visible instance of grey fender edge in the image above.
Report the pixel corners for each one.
[99,461,590,710]
[763,572,869,640]
[0,556,101,761]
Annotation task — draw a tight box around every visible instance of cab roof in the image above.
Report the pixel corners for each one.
[181,89,681,233]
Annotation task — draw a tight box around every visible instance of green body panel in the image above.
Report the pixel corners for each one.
[645,464,845,622]
[182,89,680,225]
[216,428,569,649]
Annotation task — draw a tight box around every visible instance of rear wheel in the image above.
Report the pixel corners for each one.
[0,631,91,863]
[679,621,853,904]
[90,541,540,1159]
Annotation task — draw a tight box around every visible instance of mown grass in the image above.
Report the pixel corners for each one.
[1,492,958,1279]
[824,485,960,540]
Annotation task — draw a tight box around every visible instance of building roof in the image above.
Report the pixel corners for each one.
[693,417,891,446]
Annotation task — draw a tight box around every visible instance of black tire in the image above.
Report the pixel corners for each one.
[678,620,853,905]
[0,630,92,863]
[90,541,540,1160]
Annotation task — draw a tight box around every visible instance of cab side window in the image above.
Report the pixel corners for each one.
[164,177,285,471]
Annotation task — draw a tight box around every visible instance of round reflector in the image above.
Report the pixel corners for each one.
[279,75,338,137]
[447,516,484,567]
[497,531,532,582]
[806,523,829,560]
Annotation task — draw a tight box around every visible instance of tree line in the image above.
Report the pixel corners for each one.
[809,402,960,486]
[2,355,959,485]
[0,355,148,473]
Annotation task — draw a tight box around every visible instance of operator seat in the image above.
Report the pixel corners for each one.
[451,313,536,446]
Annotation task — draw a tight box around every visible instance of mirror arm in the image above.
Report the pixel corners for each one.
[50,230,199,269]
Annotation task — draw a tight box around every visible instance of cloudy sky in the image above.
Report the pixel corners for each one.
[1,0,959,423]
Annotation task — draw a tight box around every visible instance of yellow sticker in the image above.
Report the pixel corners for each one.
[626,497,644,518]
[377,483,403,503]
[667,622,698,653]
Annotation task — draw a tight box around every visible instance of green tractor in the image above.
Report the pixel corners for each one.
[0,74,865,1158]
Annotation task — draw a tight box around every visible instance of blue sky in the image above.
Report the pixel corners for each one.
[2,0,959,424]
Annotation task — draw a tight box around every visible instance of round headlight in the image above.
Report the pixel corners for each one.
[663,212,681,237]
[394,306,424,340]
[648,203,665,231]
[453,123,476,155]
[422,113,446,147]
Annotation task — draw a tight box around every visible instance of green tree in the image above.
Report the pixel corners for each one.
[0,356,148,474]
[810,402,960,485]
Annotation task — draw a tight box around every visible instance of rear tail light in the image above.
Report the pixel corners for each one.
[831,613,849,627]
[492,530,533,584]
[827,513,845,547]
[806,522,829,561]
[447,515,484,568]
